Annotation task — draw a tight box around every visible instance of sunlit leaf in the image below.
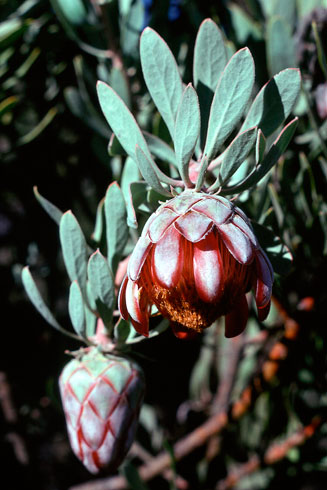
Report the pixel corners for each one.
[22,267,71,335]
[104,182,129,274]
[59,211,88,296]
[68,280,86,336]
[242,68,301,137]
[193,19,227,147]
[88,250,115,326]
[266,16,296,76]
[33,186,63,226]
[203,47,255,161]
[140,27,183,139]
[174,84,200,186]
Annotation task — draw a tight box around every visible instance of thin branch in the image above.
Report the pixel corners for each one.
[205,333,245,462]
[69,413,228,490]
[216,416,323,489]
[130,443,189,489]
[0,371,18,424]
[69,297,301,490]
[212,334,245,415]
[0,372,29,465]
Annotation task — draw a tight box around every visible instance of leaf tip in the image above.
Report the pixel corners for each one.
[96,80,111,100]
[89,249,99,261]
[201,17,215,27]
[141,26,154,39]
[107,180,120,192]
[96,80,106,89]
[22,265,30,278]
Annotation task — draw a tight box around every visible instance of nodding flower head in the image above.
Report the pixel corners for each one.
[119,190,273,340]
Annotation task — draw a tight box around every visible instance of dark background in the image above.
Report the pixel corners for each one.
[1,1,327,489]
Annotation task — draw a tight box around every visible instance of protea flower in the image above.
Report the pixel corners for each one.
[119,190,273,339]
[59,348,145,474]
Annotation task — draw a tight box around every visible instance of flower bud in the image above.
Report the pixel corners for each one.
[119,190,274,339]
[59,348,145,474]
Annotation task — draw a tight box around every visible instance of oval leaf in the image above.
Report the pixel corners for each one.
[33,186,63,226]
[135,145,171,197]
[174,84,200,186]
[91,197,105,244]
[114,318,131,346]
[209,127,257,190]
[140,27,183,139]
[56,0,87,25]
[143,131,177,167]
[266,16,296,76]
[97,81,151,161]
[59,211,88,295]
[193,18,227,147]
[22,267,67,334]
[121,157,141,229]
[241,68,301,137]
[88,250,115,316]
[222,117,298,194]
[203,47,255,161]
[104,182,129,273]
[84,304,97,338]
[125,181,148,229]
[68,280,85,336]
[110,131,177,166]
[256,129,266,165]
[97,81,174,189]
[193,19,227,92]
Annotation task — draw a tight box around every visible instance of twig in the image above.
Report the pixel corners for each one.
[130,442,189,489]
[0,371,29,465]
[216,416,323,489]
[69,298,301,490]
[0,371,18,423]
[205,334,245,461]
[213,334,245,415]
[6,432,29,465]
[69,413,229,490]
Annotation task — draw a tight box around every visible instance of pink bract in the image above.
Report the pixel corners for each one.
[119,190,274,339]
[59,349,145,474]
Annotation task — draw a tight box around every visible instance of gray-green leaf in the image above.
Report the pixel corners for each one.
[193,19,227,92]
[222,117,298,194]
[121,157,141,229]
[88,250,115,318]
[266,16,296,77]
[174,84,200,186]
[241,68,301,137]
[135,145,171,197]
[33,186,63,226]
[59,211,88,296]
[218,126,257,187]
[140,27,183,139]
[193,19,227,147]
[256,129,266,165]
[68,280,85,336]
[203,47,255,161]
[21,267,66,334]
[143,131,177,167]
[55,0,87,25]
[104,182,129,273]
[97,81,151,161]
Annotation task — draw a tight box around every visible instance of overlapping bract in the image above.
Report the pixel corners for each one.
[119,190,273,339]
[59,348,145,474]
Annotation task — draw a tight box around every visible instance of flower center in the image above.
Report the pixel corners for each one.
[140,231,253,332]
